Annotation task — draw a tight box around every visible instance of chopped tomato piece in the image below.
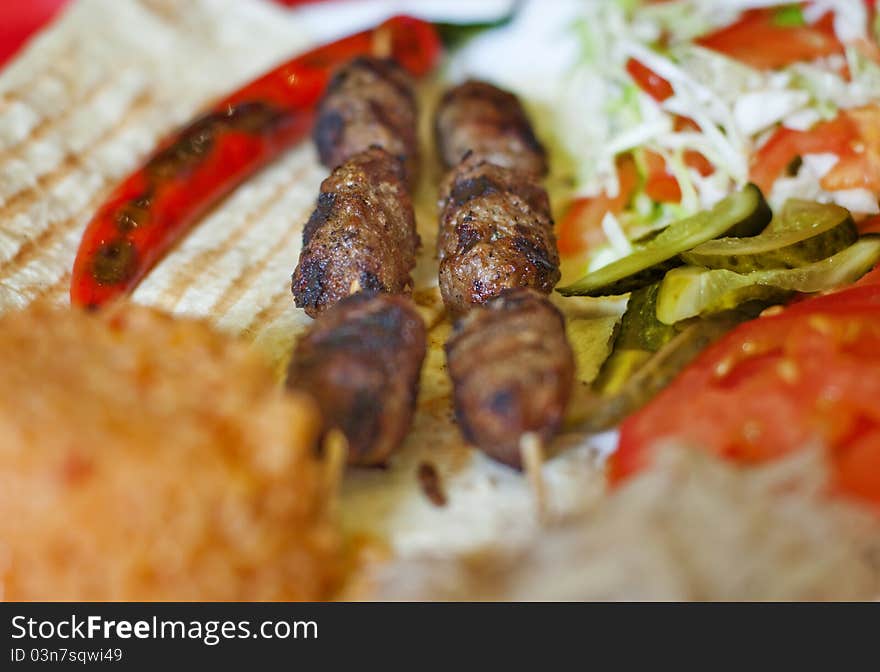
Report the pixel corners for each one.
[683,149,715,177]
[857,215,880,236]
[557,155,638,257]
[672,117,716,177]
[750,114,858,194]
[696,8,843,70]
[626,58,673,102]
[641,144,714,205]
[613,281,880,509]
[642,150,682,203]
[820,106,880,194]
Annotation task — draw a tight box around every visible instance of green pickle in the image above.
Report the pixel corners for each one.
[593,283,678,395]
[681,199,857,271]
[557,184,771,297]
[657,237,880,324]
[566,193,875,431]
[574,308,762,432]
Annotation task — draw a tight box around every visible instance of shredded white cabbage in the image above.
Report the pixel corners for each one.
[560,0,880,268]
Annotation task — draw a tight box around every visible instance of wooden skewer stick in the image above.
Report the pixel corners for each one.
[322,428,349,503]
[520,432,547,524]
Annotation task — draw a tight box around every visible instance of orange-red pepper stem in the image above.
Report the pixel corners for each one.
[70,15,442,309]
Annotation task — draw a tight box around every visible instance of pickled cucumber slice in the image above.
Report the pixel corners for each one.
[614,282,678,351]
[571,309,760,432]
[680,200,856,271]
[593,283,679,395]
[558,184,771,297]
[657,237,880,324]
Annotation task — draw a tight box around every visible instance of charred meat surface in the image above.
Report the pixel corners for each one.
[434,80,547,176]
[445,289,575,469]
[314,56,420,187]
[437,157,559,316]
[292,147,419,317]
[287,292,427,466]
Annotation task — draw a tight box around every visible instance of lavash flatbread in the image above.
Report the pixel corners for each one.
[0,0,619,561]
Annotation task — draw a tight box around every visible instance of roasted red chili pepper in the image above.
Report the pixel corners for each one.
[70,15,441,308]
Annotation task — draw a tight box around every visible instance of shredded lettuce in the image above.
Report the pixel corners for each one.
[773,4,805,27]
[562,0,880,269]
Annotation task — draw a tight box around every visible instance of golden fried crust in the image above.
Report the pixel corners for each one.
[0,303,339,601]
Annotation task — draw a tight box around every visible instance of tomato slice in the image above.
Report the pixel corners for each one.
[613,282,880,509]
[857,215,880,236]
[751,105,880,197]
[642,150,682,203]
[750,114,858,194]
[626,58,674,102]
[557,155,639,257]
[820,106,880,193]
[696,8,843,70]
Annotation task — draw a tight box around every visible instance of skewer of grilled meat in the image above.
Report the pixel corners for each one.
[445,289,574,469]
[313,56,420,187]
[287,292,427,466]
[434,79,548,176]
[435,81,573,468]
[289,57,425,466]
[436,154,560,316]
[293,56,421,316]
[434,81,559,316]
[291,146,418,317]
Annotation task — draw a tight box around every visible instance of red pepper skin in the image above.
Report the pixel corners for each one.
[70,15,441,309]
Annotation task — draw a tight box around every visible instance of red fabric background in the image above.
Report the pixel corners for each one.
[0,0,326,68]
[0,0,71,67]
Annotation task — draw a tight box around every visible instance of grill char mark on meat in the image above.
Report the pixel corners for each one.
[435,81,574,467]
[291,147,419,317]
[436,157,559,316]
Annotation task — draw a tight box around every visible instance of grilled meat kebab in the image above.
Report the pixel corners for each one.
[291,146,419,317]
[290,58,425,466]
[313,56,420,187]
[434,81,559,315]
[434,80,548,176]
[436,154,560,316]
[287,292,427,466]
[445,289,574,469]
[436,81,574,467]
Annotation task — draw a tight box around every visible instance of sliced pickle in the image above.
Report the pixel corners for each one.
[558,184,771,297]
[593,283,678,395]
[614,282,678,351]
[571,308,762,432]
[657,237,880,324]
[681,199,857,271]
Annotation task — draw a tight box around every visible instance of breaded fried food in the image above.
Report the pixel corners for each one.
[0,303,339,601]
